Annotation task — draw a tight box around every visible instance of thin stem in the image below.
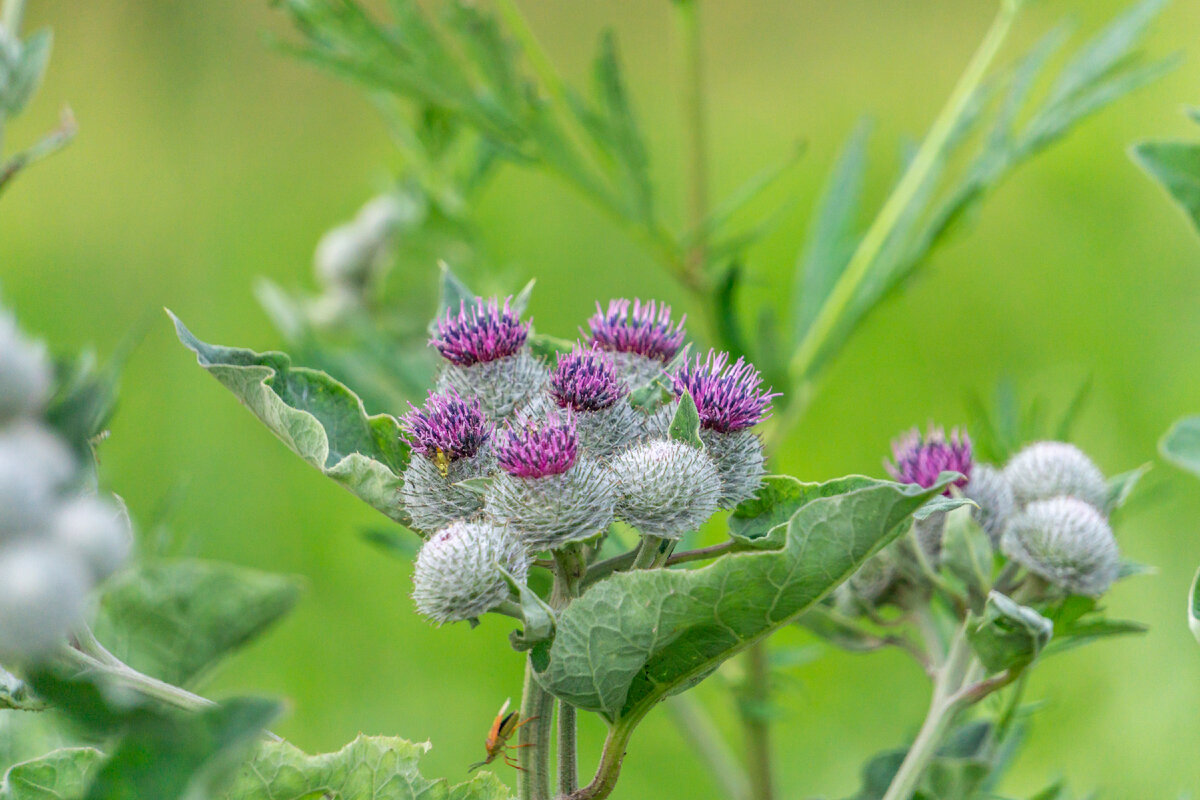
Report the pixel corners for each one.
[674,0,709,287]
[631,535,663,570]
[583,540,737,587]
[567,721,636,800]
[550,549,581,797]
[58,646,214,713]
[739,642,774,800]
[558,702,578,796]
[789,0,1021,384]
[668,540,736,566]
[666,694,750,800]
[518,659,555,800]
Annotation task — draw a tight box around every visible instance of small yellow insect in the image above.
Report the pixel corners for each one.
[433,447,451,479]
[468,698,536,772]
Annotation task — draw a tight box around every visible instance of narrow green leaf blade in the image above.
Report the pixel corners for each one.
[668,390,704,450]
[170,311,410,524]
[1132,141,1200,234]
[1160,416,1200,479]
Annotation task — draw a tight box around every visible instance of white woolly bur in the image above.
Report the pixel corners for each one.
[0,541,89,662]
[401,451,491,533]
[701,429,767,509]
[0,314,52,424]
[0,422,76,543]
[1004,441,1108,513]
[437,350,549,421]
[965,464,1015,545]
[485,459,614,551]
[412,520,528,624]
[608,439,721,540]
[1002,496,1119,596]
[49,496,132,582]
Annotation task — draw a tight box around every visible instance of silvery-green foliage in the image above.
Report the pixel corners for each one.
[485,459,614,551]
[1004,441,1108,513]
[47,495,131,582]
[0,541,88,661]
[412,519,528,624]
[1002,496,1119,596]
[964,463,1015,544]
[400,450,491,534]
[608,439,721,540]
[437,350,548,421]
[0,313,51,424]
[701,428,766,509]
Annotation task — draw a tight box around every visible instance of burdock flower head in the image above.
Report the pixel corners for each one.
[1003,441,1108,513]
[400,390,494,533]
[485,411,614,551]
[668,351,777,508]
[411,520,529,625]
[1001,496,1119,596]
[586,299,687,387]
[608,439,721,539]
[433,297,547,419]
[547,345,639,458]
[887,426,973,492]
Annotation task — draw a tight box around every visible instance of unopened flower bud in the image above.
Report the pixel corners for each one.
[412,520,528,624]
[608,439,721,539]
[1004,441,1108,513]
[964,464,1015,545]
[48,495,132,582]
[1001,496,1119,596]
[0,313,52,423]
[0,542,89,662]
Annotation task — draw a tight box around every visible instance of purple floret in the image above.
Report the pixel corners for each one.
[402,390,491,461]
[886,426,972,493]
[551,346,624,412]
[431,297,529,366]
[673,350,778,433]
[496,412,578,479]
[586,299,686,363]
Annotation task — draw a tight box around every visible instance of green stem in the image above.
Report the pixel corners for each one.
[739,642,774,800]
[566,720,636,800]
[58,645,214,713]
[666,694,750,800]
[674,0,709,289]
[631,535,663,570]
[788,0,1021,384]
[518,659,555,800]
[558,702,578,796]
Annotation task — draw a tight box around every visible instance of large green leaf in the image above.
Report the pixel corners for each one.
[537,475,952,723]
[1160,416,1200,479]
[92,559,302,688]
[222,735,511,800]
[0,748,103,800]
[170,312,410,524]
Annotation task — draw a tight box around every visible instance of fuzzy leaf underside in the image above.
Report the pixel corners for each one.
[222,735,511,800]
[92,559,303,688]
[0,748,103,800]
[537,476,952,723]
[170,312,410,524]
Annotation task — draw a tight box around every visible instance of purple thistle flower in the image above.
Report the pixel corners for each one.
[402,390,491,461]
[673,350,778,433]
[496,411,578,479]
[886,426,972,493]
[551,346,624,412]
[431,297,529,366]
[586,299,686,362]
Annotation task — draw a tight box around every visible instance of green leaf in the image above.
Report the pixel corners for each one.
[361,526,421,561]
[628,378,673,413]
[0,748,103,800]
[967,592,1052,674]
[222,735,511,800]
[1161,416,1200,479]
[86,698,280,800]
[536,475,953,723]
[1190,564,1200,645]
[528,333,574,361]
[667,390,703,450]
[170,311,411,525]
[499,567,555,652]
[1105,463,1150,514]
[797,606,888,653]
[729,474,878,549]
[1045,616,1147,657]
[1,30,53,117]
[1132,140,1200,234]
[0,667,44,712]
[92,559,302,688]
[846,720,996,800]
[940,505,993,609]
[431,261,478,333]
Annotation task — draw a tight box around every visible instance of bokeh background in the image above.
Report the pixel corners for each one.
[4,0,1200,796]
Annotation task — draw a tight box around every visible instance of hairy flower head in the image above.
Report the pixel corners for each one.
[1001,496,1119,596]
[402,389,490,462]
[887,426,972,492]
[587,299,686,363]
[551,345,624,412]
[496,411,577,479]
[608,439,721,539]
[432,297,529,367]
[1003,441,1107,513]
[412,520,528,624]
[964,463,1015,545]
[673,350,778,433]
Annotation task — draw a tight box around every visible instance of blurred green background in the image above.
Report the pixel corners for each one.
[4,0,1200,796]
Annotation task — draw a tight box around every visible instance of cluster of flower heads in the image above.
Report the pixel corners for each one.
[401,295,777,624]
[0,311,132,663]
[843,425,1121,614]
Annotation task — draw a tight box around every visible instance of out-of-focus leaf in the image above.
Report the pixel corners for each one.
[0,667,44,712]
[1190,565,1200,645]
[170,312,411,525]
[845,720,996,800]
[361,525,421,560]
[431,261,478,333]
[940,506,994,609]
[1161,416,1200,479]
[1131,140,1200,234]
[1105,463,1150,514]
[667,390,703,450]
[1,30,52,117]
[222,735,511,800]
[537,475,953,723]
[967,592,1052,674]
[92,559,302,688]
[1045,617,1147,656]
[797,606,887,653]
[0,748,103,800]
